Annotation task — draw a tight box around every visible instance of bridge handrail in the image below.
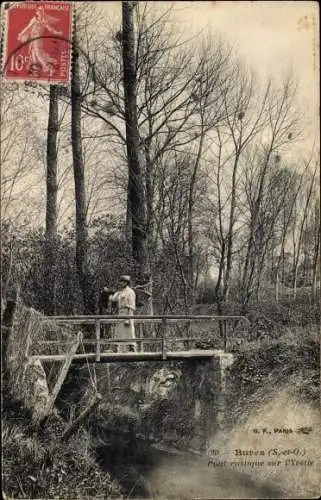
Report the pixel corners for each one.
[37,314,249,358]
[42,314,249,322]
[36,336,215,344]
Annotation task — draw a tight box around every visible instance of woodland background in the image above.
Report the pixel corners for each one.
[1,2,319,318]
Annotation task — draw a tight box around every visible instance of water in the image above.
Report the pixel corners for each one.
[96,389,320,499]
[97,439,287,499]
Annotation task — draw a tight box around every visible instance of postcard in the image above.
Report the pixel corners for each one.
[1,2,319,499]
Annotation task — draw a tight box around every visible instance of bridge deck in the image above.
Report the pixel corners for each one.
[31,349,225,363]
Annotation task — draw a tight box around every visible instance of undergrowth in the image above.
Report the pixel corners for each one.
[224,326,320,429]
[2,403,123,499]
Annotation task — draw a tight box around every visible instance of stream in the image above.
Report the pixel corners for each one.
[96,437,287,499]
[95,387,320,499]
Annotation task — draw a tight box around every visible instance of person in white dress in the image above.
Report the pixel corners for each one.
[109,275,137,353]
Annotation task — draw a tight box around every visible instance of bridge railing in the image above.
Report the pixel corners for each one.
[38,315,249,360]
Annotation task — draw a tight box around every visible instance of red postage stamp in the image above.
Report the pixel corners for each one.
[2,1,73,84]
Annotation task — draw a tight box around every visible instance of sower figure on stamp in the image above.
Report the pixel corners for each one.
[17,6,62,75]
[109,275,137,353]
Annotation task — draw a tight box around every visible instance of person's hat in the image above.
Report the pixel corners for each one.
[119,275,131,283]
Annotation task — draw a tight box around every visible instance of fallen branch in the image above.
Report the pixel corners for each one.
[61,392,102,441]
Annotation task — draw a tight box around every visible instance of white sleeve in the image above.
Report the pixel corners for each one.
[109,292,119,303]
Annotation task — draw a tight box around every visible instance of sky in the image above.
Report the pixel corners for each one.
[98,0,319,151]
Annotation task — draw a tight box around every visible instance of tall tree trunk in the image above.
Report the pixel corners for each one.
[44,85,59,315]
[275,268,280,303]
[241,149,272,311]
[71,32,92,314]
[2,235,15,306]
[276,217,291,299]
[224,151,240,302]
[143,139,154,314]
[214,135,226,315]
[187,128,204,308]
[292,167,317,299]
[312,224,320,300]
[122,1,151,311]
[125,196,132,245]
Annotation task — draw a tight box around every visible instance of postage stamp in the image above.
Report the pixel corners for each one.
[2,1,73,85]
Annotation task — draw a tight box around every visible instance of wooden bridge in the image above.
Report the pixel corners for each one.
[32,314,249,364]
[2,299,249,428]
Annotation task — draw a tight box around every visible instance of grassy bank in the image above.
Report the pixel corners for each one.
[224,325,319,428]
[2,399,123,499]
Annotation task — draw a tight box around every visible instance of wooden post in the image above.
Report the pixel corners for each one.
[2,290,19,381]
[161,318,167,360]
[137,323,143,352]
[223,320,227,351]
[95,319,100,362]
[106,364,111,397]
[61,392,102,441]
[44,331,82,416]
[2,307,16,374]
[187,320,192,350]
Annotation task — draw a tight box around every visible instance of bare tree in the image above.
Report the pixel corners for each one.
[1,86,45,299]
[311,197,320,300]
[122,1,150,296]
[72,26,93,313]
[1,86,43,225]
[273,164,308,302]
[291,160,318,298]
[202,66,273,313]
[44,85,59,315]
[240,75,303,310]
